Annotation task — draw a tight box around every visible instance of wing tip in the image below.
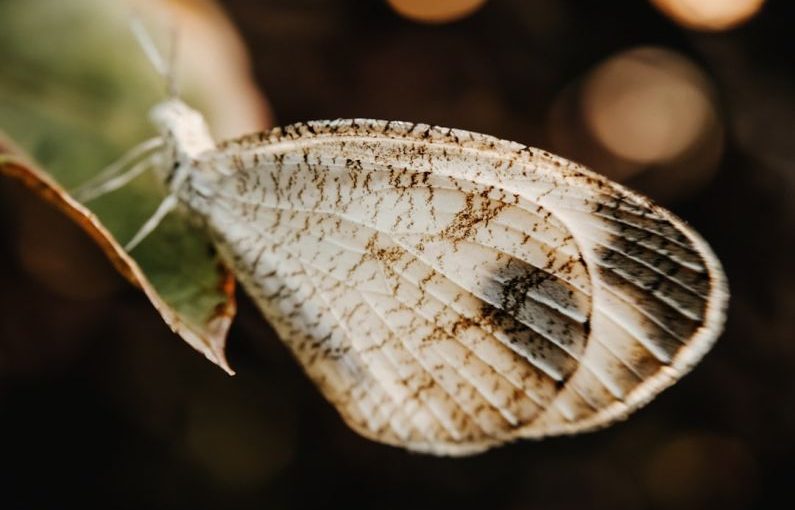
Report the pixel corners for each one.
[516,200,729,441]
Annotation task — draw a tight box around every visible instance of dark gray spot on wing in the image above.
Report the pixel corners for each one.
[477,255,591,380]
[591,227,710,362]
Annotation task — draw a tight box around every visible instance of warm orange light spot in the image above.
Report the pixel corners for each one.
[387,0,487,24]
[582,47,713,165]
[651,0,765,31]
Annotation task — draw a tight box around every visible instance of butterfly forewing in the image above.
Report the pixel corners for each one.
[184,119,727,455]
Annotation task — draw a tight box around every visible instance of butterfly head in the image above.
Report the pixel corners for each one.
[150,99,215,158]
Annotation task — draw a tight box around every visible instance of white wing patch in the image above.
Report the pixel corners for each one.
[183,119,727,455]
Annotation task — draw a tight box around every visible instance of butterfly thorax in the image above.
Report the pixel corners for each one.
[149,99,217,192]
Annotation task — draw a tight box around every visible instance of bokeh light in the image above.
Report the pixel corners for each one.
[387,0,486,24]
[547,46,726,201]
[651,0,765,31]
[582,47,714,165]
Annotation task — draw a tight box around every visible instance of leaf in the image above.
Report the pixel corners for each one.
[0,0,270,373]
[0,147,236,371]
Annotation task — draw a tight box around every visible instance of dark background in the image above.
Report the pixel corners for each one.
[1,1,794,509]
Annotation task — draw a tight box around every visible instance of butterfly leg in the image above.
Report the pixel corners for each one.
[124,193,179,252]
[71,137,163,202]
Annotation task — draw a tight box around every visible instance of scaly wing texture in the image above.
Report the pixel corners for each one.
[186,120,727,455]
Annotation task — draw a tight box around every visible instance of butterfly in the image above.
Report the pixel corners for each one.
[73,21,728,456]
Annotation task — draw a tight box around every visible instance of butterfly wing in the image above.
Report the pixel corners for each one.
[190,119,727,455]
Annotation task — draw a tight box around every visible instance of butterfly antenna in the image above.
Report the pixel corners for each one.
[129,13,179,97]
[165,23,180,98]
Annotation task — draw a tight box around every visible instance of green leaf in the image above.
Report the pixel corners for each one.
[0,0,267,373]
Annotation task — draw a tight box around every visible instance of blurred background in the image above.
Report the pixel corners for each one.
[1,0,793,509]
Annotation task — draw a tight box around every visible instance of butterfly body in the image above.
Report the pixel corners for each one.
[152,99,727,455]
